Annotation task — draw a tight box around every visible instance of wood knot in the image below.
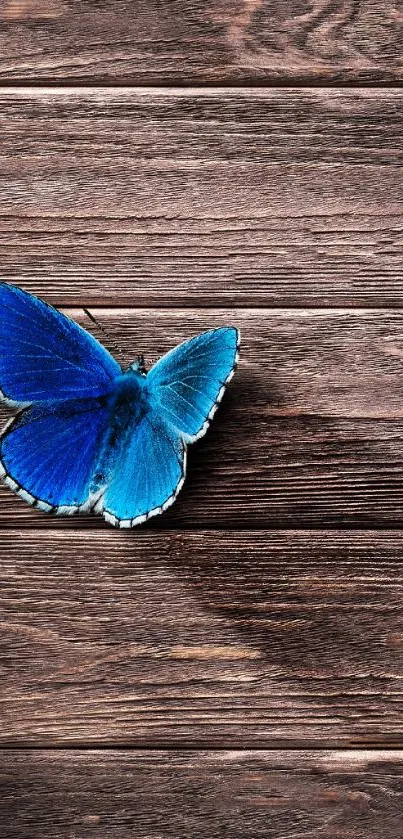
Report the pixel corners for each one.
[82,815,101,825]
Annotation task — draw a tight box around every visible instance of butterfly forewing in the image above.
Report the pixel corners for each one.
[146,327,240,442]
[0,283,120,405]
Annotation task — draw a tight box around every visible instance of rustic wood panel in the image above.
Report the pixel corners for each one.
[2,307,403,528]
[1,88,403,307]
[2,529,403,745]
[0,1,402,84]
[3,0,401,820]
[2,749,403,838]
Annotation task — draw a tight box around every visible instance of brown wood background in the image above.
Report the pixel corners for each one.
[1,2,403,836]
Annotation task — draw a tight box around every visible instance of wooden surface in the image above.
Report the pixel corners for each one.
[1,88,403,307]
[3,530,403,746]
[2,1,403,836]
[3,750,403,838]
[0,1,403,85]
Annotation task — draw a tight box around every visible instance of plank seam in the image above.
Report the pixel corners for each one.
[2,525,403,532]
[1,743,402,751]
[0,81,403,91]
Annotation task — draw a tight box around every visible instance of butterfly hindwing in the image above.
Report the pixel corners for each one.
[0,283,121,405]
[0,398,110,513]
[102,410,186,528]
[145,327,240,442]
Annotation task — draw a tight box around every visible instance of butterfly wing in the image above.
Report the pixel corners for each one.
[0,283,121,405]
[145,327,240,442]
[0,398,110,513]
[101,327,239,528]
[102,411,185,528]
[0,296,238,526]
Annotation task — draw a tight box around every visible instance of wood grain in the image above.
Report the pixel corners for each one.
[2,0,402,817]
[1,88,403,307]
[2,307,403,528]
[2,749,403,838]
[2,529,403,746]
[0,1,402,84]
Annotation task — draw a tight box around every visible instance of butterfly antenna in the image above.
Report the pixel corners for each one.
[83,308,126,364]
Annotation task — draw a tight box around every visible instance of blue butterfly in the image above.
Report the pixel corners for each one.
[0,284,239,527]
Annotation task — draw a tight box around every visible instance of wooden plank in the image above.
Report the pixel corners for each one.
[2,529,403,746]
[2,749,403,838]
[1,88,403,307]
[0,1,402,84]
[2,307,403,529]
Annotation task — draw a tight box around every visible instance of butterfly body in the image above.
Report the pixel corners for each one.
[88,370,150,495]
[107,368,149,435]
[0,284,239,527]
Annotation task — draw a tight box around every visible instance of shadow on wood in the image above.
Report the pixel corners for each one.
[1,531,403,746]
